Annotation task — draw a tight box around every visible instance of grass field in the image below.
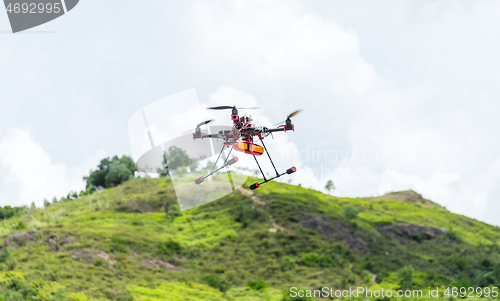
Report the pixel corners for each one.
[0,176,499,300]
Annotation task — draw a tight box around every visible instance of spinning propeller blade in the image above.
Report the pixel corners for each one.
[197,119,214,127]
[287,110,302,119]
[207,105,262,110]
[207,106,234,110]
[181,119,215,134]
[274,109,302,125]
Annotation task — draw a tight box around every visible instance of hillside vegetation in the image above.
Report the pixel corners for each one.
[0,176,499,301]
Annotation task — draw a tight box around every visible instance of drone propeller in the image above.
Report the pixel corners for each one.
[207,105,261,110]
[287,110,301,119]
[274,109,302,125]
[197,119,214,127]
[207,105,234,110]
[181,119,215,134]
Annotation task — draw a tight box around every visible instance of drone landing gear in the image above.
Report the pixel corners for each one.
[195,145,238,185]
[249,139,297,190]
[250,166,296,190]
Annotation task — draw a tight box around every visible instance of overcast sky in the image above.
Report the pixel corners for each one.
[1,0,499,226]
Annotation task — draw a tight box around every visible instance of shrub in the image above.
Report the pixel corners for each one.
[53,288,69,301]
[318,255,336,267]
[410,233,425,243]
[301,252,319,266]
[0,206,22,220]
[236,203,253,228]
[376,271,387,283]
[453,278,472,290]
[94,258,106,267]
[397,265,414,290]
[248,279,268,290]
[447,255,470,273]
[204,274,231,292]
[7,279,39,299]
[362,261,375,272]
[235,203,266,228]
[3,290,24,301]
[13,221,26,230]
[447,229,460,241]
[167,204,182,219]
[477,272,498,287]
[112,244,128,253]
[343,206,359,220]
[7,261,16,271]
[281,256,295,271]
[157,240,182,255]
[111,237,129,253]
[479,258,493,270]
[0,251,9,263]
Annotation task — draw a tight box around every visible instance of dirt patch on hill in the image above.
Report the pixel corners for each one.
[369,190,440,207]
[299,216,368,253]
[237,187,284,232]
[114,200,158,213]
[376,223,447,245]
[59,237,76,246]
[3,230,41,246]
[269,216,284,232]
[71,249,116,265]
[237,187,265,206]
[146,257,185,272]
[47,235,77,251]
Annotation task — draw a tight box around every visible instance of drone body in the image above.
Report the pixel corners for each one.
[191,106,300,190]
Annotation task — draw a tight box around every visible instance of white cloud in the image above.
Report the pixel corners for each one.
[185,0,500,226]
[189,0,376,94]
[0,128,106,207]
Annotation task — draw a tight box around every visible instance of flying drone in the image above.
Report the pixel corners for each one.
[191,105,301,190]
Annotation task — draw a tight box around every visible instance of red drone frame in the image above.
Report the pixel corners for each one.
[191,105,300,190]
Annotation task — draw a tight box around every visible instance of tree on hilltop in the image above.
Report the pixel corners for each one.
[158,146,197,177]
[325,180,335,195]
[84,155,137,190]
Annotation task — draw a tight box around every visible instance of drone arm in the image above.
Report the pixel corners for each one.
[265,125,294,133]
[194,129,236,140]
[193,133,225,140]
[266,128,285,133]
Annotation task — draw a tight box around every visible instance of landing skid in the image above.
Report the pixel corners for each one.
[194,135,297,188]
[249,166,296,190]
[195,144,238,184]
[248,139,296,190]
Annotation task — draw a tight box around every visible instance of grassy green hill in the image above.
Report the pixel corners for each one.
[0,177,499,301]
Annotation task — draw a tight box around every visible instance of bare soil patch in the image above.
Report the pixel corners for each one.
[237,187,284,232]
[59,236,76,246]
[146,257,185,272]
[375,223,447,245]
[71,249,116,265]
[369,190,440,207]
[299,216,368,252]
[114,200,157,213]
[3,230,41,246]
